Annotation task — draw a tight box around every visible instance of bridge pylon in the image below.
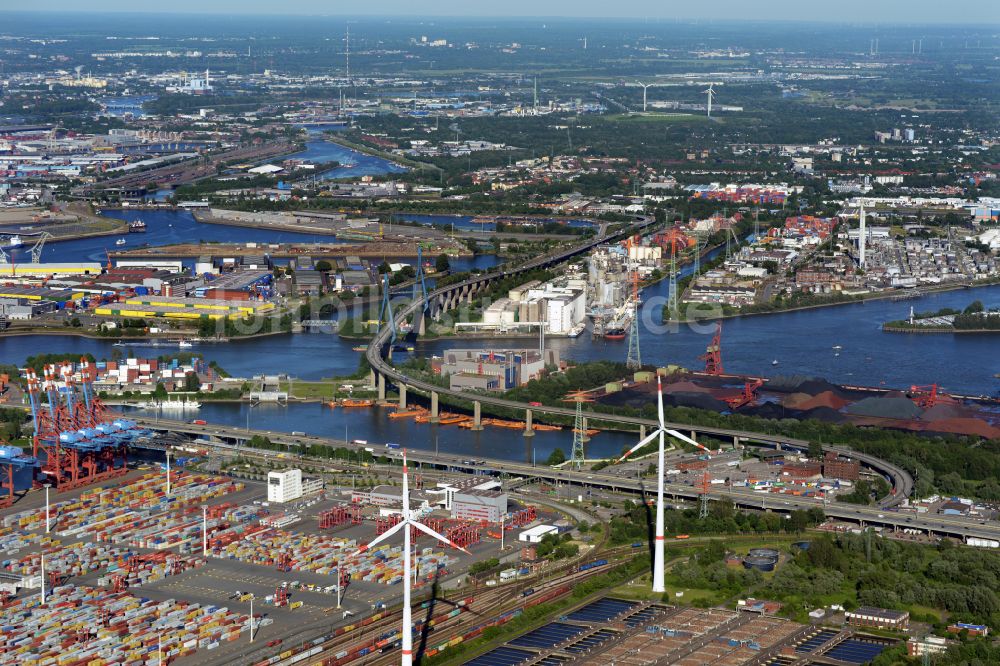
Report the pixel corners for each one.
[376,273,397,349]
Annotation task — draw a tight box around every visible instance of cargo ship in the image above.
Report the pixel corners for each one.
[0,235,22,251]
[128,220,147,233]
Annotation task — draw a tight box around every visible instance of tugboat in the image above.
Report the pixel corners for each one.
[128,220,147,233]
[604,325,627,340]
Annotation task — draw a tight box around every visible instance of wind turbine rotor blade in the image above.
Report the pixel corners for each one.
[656,377,665,427]
[401,449,410,517]
[412,520,470,554]
[351,519,407,557]
[665,428,703,449]
[618,429,661,462]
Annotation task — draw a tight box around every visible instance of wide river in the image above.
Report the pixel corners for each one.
[6,201,1000,462]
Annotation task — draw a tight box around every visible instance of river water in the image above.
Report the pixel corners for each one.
[7,203,1000,461]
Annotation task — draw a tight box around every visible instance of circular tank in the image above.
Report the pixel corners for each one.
[792,541,811,551]
[743,556,777,572]
[748,548,780,560]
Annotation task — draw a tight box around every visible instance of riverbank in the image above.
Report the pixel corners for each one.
[109,238,472,259]
[666,281,993,324]
[323,134,434,173]
[882,325,1000,334]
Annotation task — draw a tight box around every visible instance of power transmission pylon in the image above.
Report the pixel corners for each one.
[565,391,593,471]
[667,244,679,319]
[625,237,642,370]
[699,470,710,519]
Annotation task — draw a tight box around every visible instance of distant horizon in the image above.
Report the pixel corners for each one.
[12,2,1000,26]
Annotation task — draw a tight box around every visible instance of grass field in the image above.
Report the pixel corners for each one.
[603,112,706,124]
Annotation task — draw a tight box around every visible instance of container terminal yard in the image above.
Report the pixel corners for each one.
[0,432,917,666]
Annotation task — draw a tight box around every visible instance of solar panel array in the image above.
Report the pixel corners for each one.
[509,622,586,649]
[795,629,839,652]
[564,629,618,654]
[464,646,535,666]
[826,639,888,663]
[566,598,637,623]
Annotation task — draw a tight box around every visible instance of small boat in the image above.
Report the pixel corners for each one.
[352,345,368,352]
[832,345,843,350]
[772,359,779,366]
[834,352,840,357]
[604,325,626,340]
[128,220,147,232]
[115,238,126,246]
[178,340,193,349]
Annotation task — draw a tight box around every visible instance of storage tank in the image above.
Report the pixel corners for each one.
[742,556,777,572]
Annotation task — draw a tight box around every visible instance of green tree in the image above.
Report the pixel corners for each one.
[808,440,823,459]
[964,300,984,315]
[545,448,566,466]
[377,261,391,274]
[315,260,332,272]
[184,372,201,392]
[435,254,451,272]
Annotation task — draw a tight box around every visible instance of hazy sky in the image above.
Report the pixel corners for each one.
[20,0,1000,24]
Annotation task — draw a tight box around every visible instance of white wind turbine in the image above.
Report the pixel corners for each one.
[636,81,652,112]
[352,451,469,666]
[704,83,716,118]
[618,377,713,593]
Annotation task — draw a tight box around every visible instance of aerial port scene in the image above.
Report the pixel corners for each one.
[1,1,1000,665]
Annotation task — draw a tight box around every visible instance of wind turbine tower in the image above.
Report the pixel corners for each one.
[637,81,651,112]
[619,378,714,593]
[345,25,351,82]
[352,451,469,666]
[704,84,715,118]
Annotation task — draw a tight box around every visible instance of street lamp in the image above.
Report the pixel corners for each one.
[165,450,171,496]
[335,567,342,609]
[248,593,255,642]
[40,552,45,605]
[43,483,51,533]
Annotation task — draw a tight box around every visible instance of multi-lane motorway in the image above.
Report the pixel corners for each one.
[133,417,999,545]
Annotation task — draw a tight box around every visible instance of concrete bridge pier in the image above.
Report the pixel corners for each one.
[377,372,386,401]
[399,383,408,410]
[430,391,440,423]
[639,424,646,441]
[524,409,534,437]
[471,401,483,431]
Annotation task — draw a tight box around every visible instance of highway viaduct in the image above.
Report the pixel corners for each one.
[133,417,1000,545]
